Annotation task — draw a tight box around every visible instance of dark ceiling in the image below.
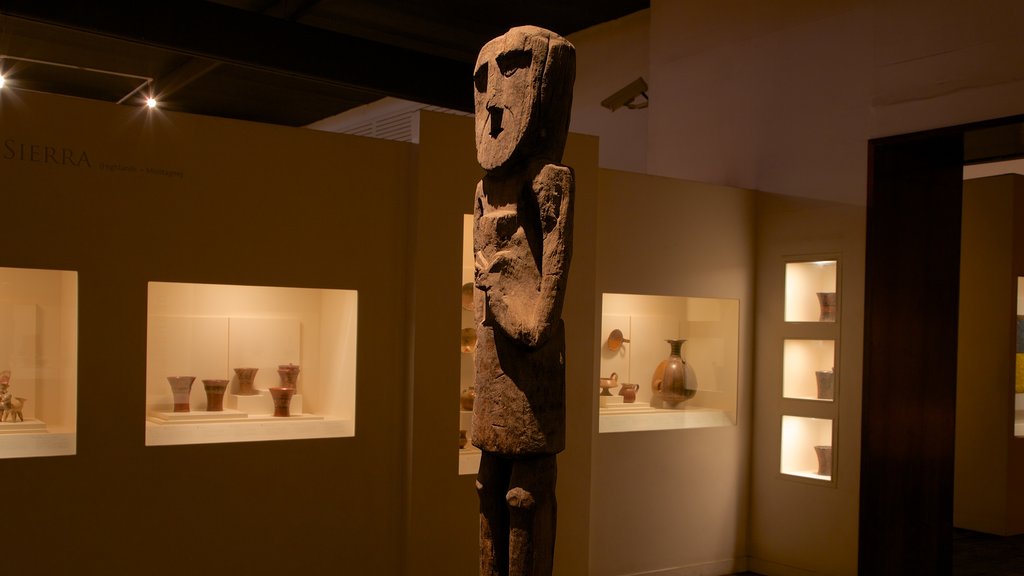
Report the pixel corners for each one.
[0,1,648,127]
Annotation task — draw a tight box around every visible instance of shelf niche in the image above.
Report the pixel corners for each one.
[781,415,833,481]
[145,281,357,446]
[0,267,77,459]
[785,260,838,323]
[783,339,836,402]
[599,292,739,433]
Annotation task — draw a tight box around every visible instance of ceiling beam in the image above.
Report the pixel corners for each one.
[0,0,474,112]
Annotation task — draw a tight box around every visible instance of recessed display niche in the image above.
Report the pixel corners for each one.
[783,339,836,401]
[0,267,77,459]
[146,281,357,446]
[785,260,837,323]
[781,415,833,481]
[599,292,739,433]
[459,214,481,475]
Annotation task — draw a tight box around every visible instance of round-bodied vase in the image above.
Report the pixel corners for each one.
[269,386,295,417]
[460,387,476,411]
[202,379,229,412]
[657,339,697,407]
[619,383,639,404]
[234,367,259,396]
[167,376,196,413]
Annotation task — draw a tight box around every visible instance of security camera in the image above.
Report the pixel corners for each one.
[600,77,648,111]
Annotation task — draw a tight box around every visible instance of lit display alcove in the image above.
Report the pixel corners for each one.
[0,267,77,458]
[599,293,739,433]
[145,281,357,446]
[781,415,833,481]
[785,260,838,323]
[783,339,836,401]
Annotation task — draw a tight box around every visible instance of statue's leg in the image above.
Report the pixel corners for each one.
[478,451,513,576]
[507,455,557,576]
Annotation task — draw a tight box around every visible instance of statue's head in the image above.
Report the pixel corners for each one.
[474,26,575,172]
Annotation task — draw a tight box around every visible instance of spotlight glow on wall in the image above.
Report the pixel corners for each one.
[146,97,158,109]
[0,75,6,89]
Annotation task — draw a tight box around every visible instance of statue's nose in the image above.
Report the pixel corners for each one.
[487,106,504,137]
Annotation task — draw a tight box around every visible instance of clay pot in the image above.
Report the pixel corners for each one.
[460,387,476,411]
[234,367,259,396]
[817,292,837,322]
[269,386,295,417]
[277,363,300,391]
[461,282,474,311]
[202,379,229,412]
[619,382,639,403]
[815,369,835,400]
[598,373,619,396]
[459,429,469,449]
[606,329,630,352]
[461,327,478,353]
[167,376,196,413]
[815,445,833,477]
[655,339,697,407]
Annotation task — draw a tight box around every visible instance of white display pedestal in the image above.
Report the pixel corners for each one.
[0,419,48,434]
[229,390,304,416]
[599,395,623,407]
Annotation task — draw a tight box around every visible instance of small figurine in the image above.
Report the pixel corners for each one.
[0,370,24,422]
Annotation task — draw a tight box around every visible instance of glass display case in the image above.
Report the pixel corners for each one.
[781,415,834,480]
[598,292,739,433]
[145,281,357,446]
[0,267,77,459]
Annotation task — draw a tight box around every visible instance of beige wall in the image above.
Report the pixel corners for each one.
[590,169,755,575]
[2,90,414,575]
[570,1,1024,206]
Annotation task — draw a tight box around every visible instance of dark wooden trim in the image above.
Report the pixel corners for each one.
[860,130,964,574]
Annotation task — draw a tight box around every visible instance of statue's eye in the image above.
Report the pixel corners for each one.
[474,63,488,93]
[496,50,531,78]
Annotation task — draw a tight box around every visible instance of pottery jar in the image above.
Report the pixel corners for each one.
[202,379,229,412]
[234,367,259,396]
[269,386,295,417]
[167,376,196,413]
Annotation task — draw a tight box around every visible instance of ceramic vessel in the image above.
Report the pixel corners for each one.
[277,363,300,391]
[459,429,469,449]
[814,445,833,477]
[815,369,835,400]
[167,376,196,412]
[461,327,478,353]
[202,379,229,411]
[618,382,639,403]
[598,373,618,396]
[655,339,697,407]
[269,386,295,417]
[606,329,630,352]
[234,367,259,396]
[461,282,474,311]
[460,387,476,411]
[816,292,837,322]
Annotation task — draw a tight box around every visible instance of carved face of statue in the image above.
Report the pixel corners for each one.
[474,28,546,171]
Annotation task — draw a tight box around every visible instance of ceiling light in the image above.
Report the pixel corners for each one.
[146,97,158,109]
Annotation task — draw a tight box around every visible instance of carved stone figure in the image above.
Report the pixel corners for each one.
[471,25,575,576]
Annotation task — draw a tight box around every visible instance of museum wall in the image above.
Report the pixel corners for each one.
[567,10,650,174]
[569,1,1024,206]
[590,169,755,575]
[1,90,415,575]
[750,193,866,576]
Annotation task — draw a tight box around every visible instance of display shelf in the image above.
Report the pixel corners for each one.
[781,415,834,481]
[785,260,838,323]
[598,292,739,433]
[0,267,77,459]
[783,339,836,401]
[458,215,479,474]
[145,281,357,446]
